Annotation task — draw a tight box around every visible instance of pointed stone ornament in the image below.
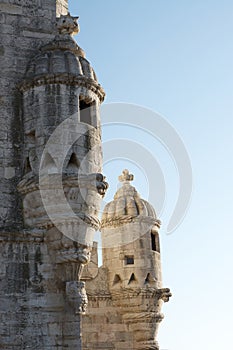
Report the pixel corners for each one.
[113,274,122,286]
[128,273,137,284]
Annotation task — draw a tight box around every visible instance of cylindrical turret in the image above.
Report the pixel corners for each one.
[18,15,107,248]
[101,170,171,350]
[101,169,162,289]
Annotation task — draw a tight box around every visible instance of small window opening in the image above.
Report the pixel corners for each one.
[80,98,95,126]
[125,255,134,265]
[151,232,160,253]
[151,233,156,251]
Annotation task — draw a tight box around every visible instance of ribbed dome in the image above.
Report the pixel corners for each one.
[101,170,157,225]
[25,35,98,82]
[19,14,105,102]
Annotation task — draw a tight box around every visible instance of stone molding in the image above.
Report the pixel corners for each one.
[111,287,171,302]
[0,229,45,243]
[101,215,161,229]
[134,341,159,350]
[86,294,112,301]
[18,74,105,102]
[122,311,164,324]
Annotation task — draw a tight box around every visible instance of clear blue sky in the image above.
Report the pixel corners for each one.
[69,1,233,349]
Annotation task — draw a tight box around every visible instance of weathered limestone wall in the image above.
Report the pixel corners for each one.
[0,0,56,229]
[0,3,90,349]
[82,297,128,350]
[82,266,167,350]
[21,84,102,179]
[82,267,126,350]
[0,0,67,229]
[0,230,82,349]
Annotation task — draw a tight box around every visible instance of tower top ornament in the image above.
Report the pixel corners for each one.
[56,13,80,35]
[118,169,134,183]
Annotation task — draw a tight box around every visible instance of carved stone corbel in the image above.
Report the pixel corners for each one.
[66,281,88,314]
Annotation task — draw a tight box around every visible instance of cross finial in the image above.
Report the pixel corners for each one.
[118,169,134,183]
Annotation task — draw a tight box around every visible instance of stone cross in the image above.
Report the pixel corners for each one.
[118,169,134,183]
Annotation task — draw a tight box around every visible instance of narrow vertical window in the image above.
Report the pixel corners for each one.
[79,97,96,126]
[151,232,160,253]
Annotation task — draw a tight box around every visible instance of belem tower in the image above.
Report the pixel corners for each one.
[0,0,171,349]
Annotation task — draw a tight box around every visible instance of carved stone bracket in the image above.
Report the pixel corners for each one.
[50,242,91,266]
[156,287,172,303]
[56,13,80,36]
[66,281,88,314]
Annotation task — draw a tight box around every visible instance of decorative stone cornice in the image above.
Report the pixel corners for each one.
[18,74,105,102]
[23,214,100,231]
[111,287,171,302]
[101,215,161,229]
[0,229,45,243]
[122,312,164,324]
[135,341,159,350]
[54,214,100,231]
[86,293,112,301]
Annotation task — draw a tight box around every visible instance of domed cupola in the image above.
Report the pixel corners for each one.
[21,13,104,102]
[101,169,160,229]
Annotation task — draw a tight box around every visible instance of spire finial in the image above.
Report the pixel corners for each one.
[56,13,80,36]
[118,169,134,183]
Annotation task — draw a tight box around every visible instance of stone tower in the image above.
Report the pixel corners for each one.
[0,1,107,349]
[82,170,171,350]
[0,1,171,349]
